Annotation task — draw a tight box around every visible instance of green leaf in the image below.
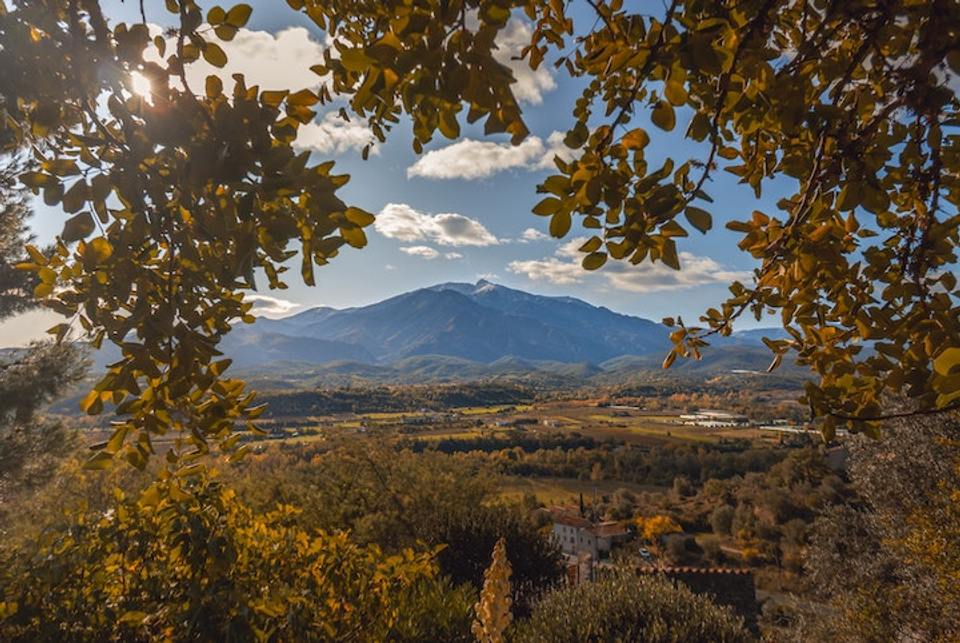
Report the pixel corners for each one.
[205,75,223,98]
[563,122,589,149]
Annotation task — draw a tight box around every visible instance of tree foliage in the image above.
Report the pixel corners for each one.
[1,0,375,468]
[636,513,683,542]
[0,469,445,641]
[802,416,960,641]
[0,154,85,503]
[520,0,960,432]
[513,570,750,643]
[289,0,960,430]
[2,0,958,469]
[228,444,564,611]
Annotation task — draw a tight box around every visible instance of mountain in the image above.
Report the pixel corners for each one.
[246,280,671,366]
[75,279,797,380]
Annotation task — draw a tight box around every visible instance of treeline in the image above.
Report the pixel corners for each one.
[259,382,534,416]
[399,431,600,455]
[401,432,788,488]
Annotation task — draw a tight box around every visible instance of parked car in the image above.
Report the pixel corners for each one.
[639,548,652,559]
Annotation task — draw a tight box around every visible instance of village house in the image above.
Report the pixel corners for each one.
[549,507,631,560]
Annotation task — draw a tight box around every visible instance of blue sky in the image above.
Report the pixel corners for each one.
[2,2,792,345]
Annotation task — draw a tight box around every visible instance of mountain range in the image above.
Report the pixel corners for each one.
[239,280,668,365]
[195,279,798,382]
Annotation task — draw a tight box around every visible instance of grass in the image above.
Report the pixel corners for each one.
[360,412,408,420]
[456,405,515,415]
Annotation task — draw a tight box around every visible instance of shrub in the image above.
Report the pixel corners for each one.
[711,504,735,536]
[513,571,750,643]
[0,471,450,641]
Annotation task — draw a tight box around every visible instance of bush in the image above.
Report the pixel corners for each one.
[426,503,564,615]
[710,504,735,536]
[0,471,455,642]
[513,571,750,643]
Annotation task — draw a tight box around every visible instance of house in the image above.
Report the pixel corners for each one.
[549,507,631,560]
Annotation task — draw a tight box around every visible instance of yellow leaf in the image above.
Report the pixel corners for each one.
[344,207,375,227]
[620,128,649,150]
[582,252,607,270]
[651,101,676,131]
[225,3,252,28]
[203,42,228,68]
[684,207,712,233]
[549,211,571,238]
[341,226,367,248]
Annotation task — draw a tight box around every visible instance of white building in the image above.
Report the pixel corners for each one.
[678,409,749,428]
[549,508,630,560]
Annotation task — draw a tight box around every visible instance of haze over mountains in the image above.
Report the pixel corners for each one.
[207,280,795,384]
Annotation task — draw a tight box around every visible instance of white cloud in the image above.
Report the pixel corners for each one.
[407,131,570,180]
[400,245,440,260]
[146,28,376,156]
[375,203,500,247]
[246,294,303,317]
[494,18,556,104]
[519,227,550,242]
[444,251,464,260]
[146,27,326,95]
[294,111,376,155]
[509,237,752,293]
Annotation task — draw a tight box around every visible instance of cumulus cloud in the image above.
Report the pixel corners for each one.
[519,227,550,242]
[294,111,376,155]
[146,27,325,95]
[508,237,752,293]
[444,251,464,260]
[400,245,441,259]
[407,131,569,180]
[246,294,303,317]
[145,27,378,156]
[376,203,500,247]
[494,18,556,104]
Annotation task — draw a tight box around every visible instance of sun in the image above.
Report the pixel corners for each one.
[129,71,151,99]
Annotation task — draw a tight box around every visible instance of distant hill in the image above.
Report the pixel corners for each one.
[239,279,674,366]
[62,279,803,387]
